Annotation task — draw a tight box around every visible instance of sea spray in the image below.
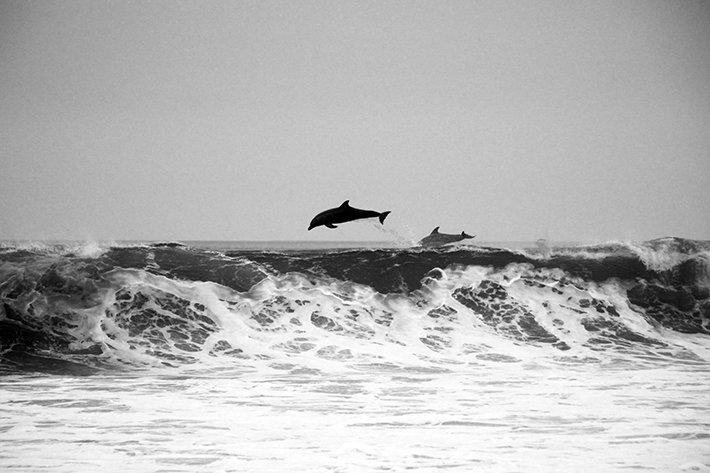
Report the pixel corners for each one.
[367,219,418,247]
[1,238,708,373]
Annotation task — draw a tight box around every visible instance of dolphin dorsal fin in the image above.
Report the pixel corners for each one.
[340,200,350,208]
[431,227,440,234]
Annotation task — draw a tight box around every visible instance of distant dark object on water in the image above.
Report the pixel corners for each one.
[308,200,391,230]
[151,242,187,248]
[418,227,475,247]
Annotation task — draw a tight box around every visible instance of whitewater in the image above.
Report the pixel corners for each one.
[1,238,709,472]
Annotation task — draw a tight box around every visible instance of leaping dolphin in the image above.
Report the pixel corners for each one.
[308,200,391,230]
[418,227,475,247]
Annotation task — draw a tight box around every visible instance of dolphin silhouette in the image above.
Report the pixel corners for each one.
[418,227,475,247]
[308,200,391,230]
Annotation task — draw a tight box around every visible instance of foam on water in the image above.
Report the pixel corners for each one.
[2,356,709,472]
[1,240,710,472]
[4,258,706,373]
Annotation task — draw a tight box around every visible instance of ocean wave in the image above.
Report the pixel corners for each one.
[1,238,708,374]
[535,237,710,272]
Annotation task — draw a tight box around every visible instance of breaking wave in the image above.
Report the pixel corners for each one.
[1,238,708,374]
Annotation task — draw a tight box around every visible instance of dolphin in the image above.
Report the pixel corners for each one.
[418,227,475,247]
[308,200,391,230]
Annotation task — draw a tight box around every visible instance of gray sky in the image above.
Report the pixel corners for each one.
[1,0,709,242]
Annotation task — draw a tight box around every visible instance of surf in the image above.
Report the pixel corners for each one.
[1,238,708,374]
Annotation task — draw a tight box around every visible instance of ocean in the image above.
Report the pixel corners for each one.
[1,238,709,472]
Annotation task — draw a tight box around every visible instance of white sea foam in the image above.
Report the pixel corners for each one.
[1,356,708,472]
[57,261,701,372]
[2,241,709,472]
[0,240,132,258]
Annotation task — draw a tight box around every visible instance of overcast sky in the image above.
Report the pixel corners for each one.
[1,0,709,242]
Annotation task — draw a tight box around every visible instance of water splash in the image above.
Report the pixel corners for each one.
[367,220,417,247]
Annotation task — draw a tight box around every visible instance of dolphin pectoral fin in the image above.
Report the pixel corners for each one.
[378,211,391,224]
[325,223,338,229]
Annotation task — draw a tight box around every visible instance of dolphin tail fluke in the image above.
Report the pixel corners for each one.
[378,211,391,224]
